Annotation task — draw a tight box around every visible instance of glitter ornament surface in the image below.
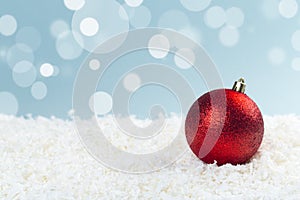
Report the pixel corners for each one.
[185,87,264,165]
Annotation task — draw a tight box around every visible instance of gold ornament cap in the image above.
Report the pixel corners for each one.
[232,78,246,93]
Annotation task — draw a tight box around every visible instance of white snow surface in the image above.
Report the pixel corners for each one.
[0,114,299,199]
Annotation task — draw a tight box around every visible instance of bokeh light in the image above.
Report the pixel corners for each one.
[125,0,143,8]
[89,91,113,115]
[180,0,211,12]
[80,17,99,37]
[268,47,286,65]
[12,60,37,88]
[129,5,151,28]
[219,26,240,47]
[89,59,101,71]
[56,31,83,60]
[0,92,18,115]
[40,63,54,77]
[226,7,245,28]
[16,26,42,51]
[72,0,129,53]
[1,0,300,119]
[0,48,6,60]
[64,0,85,11]
[204,6,226,29]
[50,20,70,38]
[31,82,48,100]
[123,73,141,92]
[0,15,17,36]
[291,30,300,51]
[148,34,170,59]
[278,0,298,19]
[6,43,34,68]
[261,0,280,19]
[291,57,300,71]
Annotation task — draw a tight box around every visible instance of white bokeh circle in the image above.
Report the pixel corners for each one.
[72,0,129,53]
[89,59,101,70]
[291,30,300,51]
[204,6,226,29]
[89,91,113,115]
[0,92,18,115]
[226,7,245,28]
[0,15,17,36]
[123,73,141,92]
[174,48,196,69]
[6,43,34,68]
[64,0,85,11]
[16,26,42,51]
[130,6,151,28]
[180,0,211,12]
[148,34,170,59]
[0,48,6,59]
[40,63,54,77]
[291,57,300,71]
[278,0,298,19]
[219,26,240,47]
[262,0,280,19]
[50,20,70,38]
[56,31,83,60]
[80,17,99,37]
[268,47,286,65]
[12,60,37,88]
[31,82,48,100]
[125,0,143,7]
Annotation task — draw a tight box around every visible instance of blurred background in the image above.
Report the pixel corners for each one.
[0,0,300,119]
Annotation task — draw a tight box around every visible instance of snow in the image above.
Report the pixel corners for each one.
[0,114,299,199]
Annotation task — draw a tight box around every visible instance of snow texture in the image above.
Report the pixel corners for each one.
[0,115,299,199]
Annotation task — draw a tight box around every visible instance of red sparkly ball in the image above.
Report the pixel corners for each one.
[185,87,264,166]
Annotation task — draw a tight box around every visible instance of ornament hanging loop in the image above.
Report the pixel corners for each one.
[232,78,246,93]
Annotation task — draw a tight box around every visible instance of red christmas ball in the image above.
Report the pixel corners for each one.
[185,79,264,166]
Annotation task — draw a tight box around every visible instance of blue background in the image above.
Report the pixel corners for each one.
[0,0,300,119]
